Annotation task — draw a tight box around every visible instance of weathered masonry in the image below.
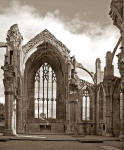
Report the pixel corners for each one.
[0,0,124,141]
[0,26,96,135]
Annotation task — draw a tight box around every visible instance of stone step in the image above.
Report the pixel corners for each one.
[100,146,120,150]
[0,136,10,142]
[25,132,66,135]
[9,135,76,141]
[77,139,103,143]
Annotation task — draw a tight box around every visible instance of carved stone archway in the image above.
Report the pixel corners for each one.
[23,41,68,132]
[1,24,95,135]
[1,25,71,134]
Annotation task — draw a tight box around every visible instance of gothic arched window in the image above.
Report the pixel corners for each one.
[82,89,90,121]
[34,62,56,119]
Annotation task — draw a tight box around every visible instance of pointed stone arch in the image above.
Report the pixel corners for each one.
[22,30,70,133]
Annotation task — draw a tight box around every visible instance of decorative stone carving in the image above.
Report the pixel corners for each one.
[1,65,15,92]
[0,42,7,48]
[69,78,78,92]
[2,65,14,81]
[77,78,93,90]
[117,48,124,78]
[6,24,23,49]
[22,29,70,60]
[1,24,23,135]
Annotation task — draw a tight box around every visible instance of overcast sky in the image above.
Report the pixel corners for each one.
[0,0,121,103]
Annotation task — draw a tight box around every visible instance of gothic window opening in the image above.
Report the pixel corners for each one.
[82,89,90,121]
[34,62,56,119]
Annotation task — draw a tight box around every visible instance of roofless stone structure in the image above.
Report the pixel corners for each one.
[0,2,124,140]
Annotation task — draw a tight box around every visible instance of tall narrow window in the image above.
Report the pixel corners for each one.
[34,63,56,119]
[82,89,90,121]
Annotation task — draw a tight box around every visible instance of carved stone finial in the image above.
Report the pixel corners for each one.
[6,24,23,49]
[106,51,113,67]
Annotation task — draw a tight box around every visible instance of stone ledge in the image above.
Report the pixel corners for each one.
[77,139,103,143]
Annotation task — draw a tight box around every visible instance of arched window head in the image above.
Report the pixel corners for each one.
[34,62,56,119]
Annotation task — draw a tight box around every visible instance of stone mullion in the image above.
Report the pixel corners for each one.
[96,91,99,135]
[51,72,54,118]
[85,96,87,120]
[92,90,96,134]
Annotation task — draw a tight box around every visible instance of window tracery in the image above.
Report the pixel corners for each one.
[34,62,56,119]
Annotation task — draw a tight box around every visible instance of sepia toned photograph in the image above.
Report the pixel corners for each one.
[0,0,124,149]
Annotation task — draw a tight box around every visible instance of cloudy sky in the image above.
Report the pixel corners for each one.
[0,0,121,103]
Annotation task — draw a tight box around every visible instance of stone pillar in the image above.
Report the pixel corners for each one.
[66,61,71,133]
[2,65,15,135]
[16,97,23,134]
[103,51,114,136]
[117,45,124,141]
[110,0,124,140]
[105,93,113,136]
[120,76,124,140]
[4,91,14,135]
[1,24,23,135]
[92,89,96,135]
[95,58,104,84]
[68,93,78,135]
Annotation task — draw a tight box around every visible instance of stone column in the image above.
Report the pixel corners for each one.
[2,65,15,135]
[1,24,23,135]
[110,0,124,140]
[103,51,114,137]
[105,93,113,136]
[4,91,14,135]
[120,76,124,140]
[68,94,78,135]
[92,89,96,135]
[117,45,124,141]
[16,97,23,134]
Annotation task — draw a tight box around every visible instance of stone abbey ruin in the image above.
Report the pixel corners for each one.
[0,0,124,141]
